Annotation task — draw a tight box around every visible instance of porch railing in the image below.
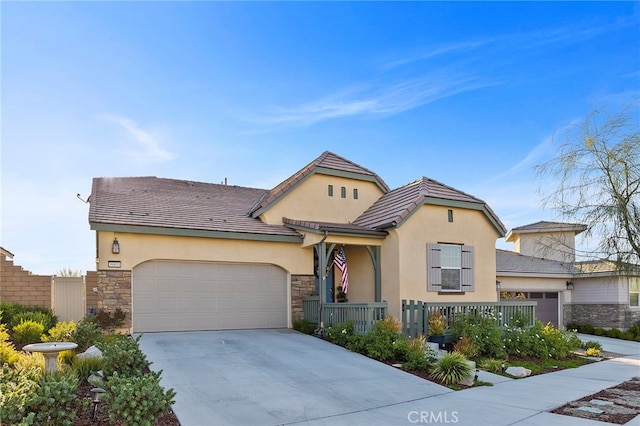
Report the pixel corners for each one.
[401,299,537,338]
[302,296,387,334]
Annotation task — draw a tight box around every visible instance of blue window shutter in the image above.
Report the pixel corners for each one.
[461,245,474,291]
[427,243,442,291]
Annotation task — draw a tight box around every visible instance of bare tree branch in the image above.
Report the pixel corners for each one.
[536,101,640,267]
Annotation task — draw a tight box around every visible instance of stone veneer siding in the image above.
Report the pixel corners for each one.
[97,270,132,328]
[564,303,640,329]
[291,274,316,322]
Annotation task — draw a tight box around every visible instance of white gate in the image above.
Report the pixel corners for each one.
[52,276,85,322]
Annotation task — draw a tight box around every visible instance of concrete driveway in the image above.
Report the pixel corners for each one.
[137,329,451,426]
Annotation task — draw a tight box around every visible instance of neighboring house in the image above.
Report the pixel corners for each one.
[497,221,640,329]
[88,151,506,333]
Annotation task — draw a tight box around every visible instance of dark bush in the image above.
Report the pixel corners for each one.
[292,319,316,335]
[606,328,623,339]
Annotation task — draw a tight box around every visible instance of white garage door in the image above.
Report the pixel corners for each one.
[132,261,288,332]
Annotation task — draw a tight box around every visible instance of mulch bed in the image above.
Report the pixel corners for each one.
[551,377,640,424]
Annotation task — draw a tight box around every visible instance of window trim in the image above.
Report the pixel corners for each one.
[440,244,462,292]
[427,243,474,292]
[630,277,639,308]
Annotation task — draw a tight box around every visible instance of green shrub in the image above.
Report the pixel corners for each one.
[73,318,103,351]
[627,322,640,339]
[606,328,623,339]
[431,352,472,385]
[13,320,45,344]
[400,337,435,371]
[453,335,478,359]
[0,302,24,326]
[105,371,176,426]
[95,308,127,330]
[0,324,19,366]
[0,364,40,425]
[565,322,580,331]
[0,341,19,366]
[581,340,602,351]
[292,319,316,335]
[594,327,606,336]
[98,334,150,378]
[14,352,45,373]
[325,321,355,347]
[451,312,505,359]
[41,320,76,342]
[507,311,531,328]
[579,324,595,334]
[10,309,57,333]
[478,358,507,374]
[71,356,105,381]
[31,372,84,426]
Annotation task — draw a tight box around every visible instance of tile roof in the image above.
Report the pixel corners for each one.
[496,249,577,275]
[354,177,506,234]
[89,176,300,237]
[249,151,389,217]
[282,217,388,237]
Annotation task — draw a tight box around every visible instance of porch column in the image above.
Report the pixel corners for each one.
[366,245,382,302]
[315,241,336,328]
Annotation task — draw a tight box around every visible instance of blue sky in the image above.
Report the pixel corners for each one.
[2,2,639,274]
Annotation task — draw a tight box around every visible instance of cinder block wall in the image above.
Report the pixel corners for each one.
[0,252,52,308]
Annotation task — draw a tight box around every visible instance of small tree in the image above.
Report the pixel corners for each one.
[536,102,640,266]
[56,267,81,277]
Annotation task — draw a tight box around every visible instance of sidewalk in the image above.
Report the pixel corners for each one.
[295,335,640,425]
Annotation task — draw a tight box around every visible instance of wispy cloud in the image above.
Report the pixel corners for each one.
[101,115,173,162]
[487,135,556,183]
[249,70,495,128]
[380,40,490,70]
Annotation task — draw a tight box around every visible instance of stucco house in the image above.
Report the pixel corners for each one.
[497,221,640,329]
[88,151,506,333]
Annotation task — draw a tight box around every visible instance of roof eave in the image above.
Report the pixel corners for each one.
[90,222,303,243]
[392,197,506,237]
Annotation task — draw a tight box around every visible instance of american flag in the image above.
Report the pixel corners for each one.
[333,247,349,293]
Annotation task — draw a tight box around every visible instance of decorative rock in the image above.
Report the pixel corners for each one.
[578,406,604,414]
[426,342,440,352]
[459,360,477,386]
[77,345,103,360]
[505,366,532,378]
[391,363,403,368]
[590,399,614,406]
[88,371,104,386]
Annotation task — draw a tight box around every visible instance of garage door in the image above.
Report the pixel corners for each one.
[527,292,559,327]
[132,261,288,332]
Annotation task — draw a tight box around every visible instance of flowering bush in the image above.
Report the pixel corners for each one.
[451,312,505,359]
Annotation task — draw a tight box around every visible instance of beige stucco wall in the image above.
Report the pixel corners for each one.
[336,245,375,303]
[98,231,312,274]
[393,205,501,311]
[259,174,385,225]
[381,230,401,318]
[514,231,577,263]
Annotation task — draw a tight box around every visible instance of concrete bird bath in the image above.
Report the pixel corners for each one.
[22,342,78,374]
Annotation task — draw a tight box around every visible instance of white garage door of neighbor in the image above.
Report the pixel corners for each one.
[133,261,288,332]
